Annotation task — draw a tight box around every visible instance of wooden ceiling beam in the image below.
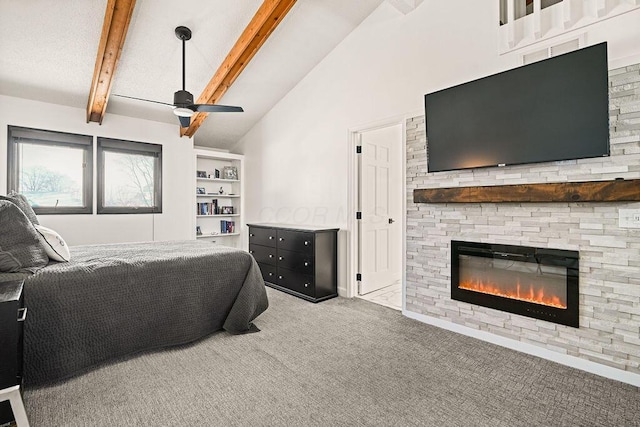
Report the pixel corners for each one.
[86,0,136,124]
[181,0,298,138]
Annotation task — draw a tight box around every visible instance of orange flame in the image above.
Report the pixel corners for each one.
[459,279,566,309]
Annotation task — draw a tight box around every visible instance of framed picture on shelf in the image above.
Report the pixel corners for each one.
[196,226,202,236]
[215,169,220,178]
[197,170,207,178]
[222,166,238,180]
[196,187,206,194]
[221,206,234,215]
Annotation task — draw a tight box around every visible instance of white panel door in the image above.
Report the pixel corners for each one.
[359,124,403,295]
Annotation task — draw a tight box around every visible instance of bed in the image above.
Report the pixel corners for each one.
[0,240,268,386]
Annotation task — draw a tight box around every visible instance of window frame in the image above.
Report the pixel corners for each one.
[7,125,93,215]
[96,137,163,215]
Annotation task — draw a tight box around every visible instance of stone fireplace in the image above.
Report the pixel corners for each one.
[404,62,640,378]
[451,240,579,327]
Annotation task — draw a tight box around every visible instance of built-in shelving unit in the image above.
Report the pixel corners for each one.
[196,233,240,239]
[193,148,244,248]
[196,177,239,183]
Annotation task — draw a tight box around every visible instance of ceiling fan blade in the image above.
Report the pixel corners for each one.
[191,104,244,113]
[178,116,191,128]
[112,94,174,107]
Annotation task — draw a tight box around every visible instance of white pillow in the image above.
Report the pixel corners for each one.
[34,225,71,262]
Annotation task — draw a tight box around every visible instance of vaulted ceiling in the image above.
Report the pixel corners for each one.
[0,0,387,150]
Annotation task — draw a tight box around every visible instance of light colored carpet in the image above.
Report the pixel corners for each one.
[24,288,639,426]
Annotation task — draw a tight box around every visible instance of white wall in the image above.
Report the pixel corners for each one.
[0,94,193,245]
[234,1,640,292]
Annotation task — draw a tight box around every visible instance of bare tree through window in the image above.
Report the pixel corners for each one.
[18,143,85,207]
[104,151,155,207]
[97,137,162,214]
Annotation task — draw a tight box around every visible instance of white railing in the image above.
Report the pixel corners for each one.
[499,0,640,53]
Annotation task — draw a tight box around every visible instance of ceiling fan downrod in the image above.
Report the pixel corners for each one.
[173,26,194,118]
[175,26,192,92]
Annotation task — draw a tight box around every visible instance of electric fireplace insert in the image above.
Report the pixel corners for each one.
[451,241,579,327]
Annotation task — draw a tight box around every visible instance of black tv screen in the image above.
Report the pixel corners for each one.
[424,42,610,173]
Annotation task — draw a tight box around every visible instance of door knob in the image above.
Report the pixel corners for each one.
[388,218,395,224]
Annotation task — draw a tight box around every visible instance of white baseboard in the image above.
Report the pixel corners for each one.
[403,309,640,388]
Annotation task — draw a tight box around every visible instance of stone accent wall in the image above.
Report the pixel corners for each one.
[405,64,640,374]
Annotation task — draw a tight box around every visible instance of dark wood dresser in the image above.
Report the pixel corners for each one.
[248,224,338,303]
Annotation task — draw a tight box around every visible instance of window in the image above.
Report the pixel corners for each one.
[7,126,93,214]
[97,138,162,214]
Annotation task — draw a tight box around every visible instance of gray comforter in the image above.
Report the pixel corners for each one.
[13,240,268,385]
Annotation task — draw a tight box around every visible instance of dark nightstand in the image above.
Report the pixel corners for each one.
[0,280,29,427]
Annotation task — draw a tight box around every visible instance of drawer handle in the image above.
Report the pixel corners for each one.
[278,256,283,261]
[269,272,274,276]
[269,236,274,240]
[278,275,283,280]
[304,283,309,288]
[304,261,309,266]
[269,254,274,258]
[279,237,284,241]
[17,307,27,322]
[304,241,309,246]
[249,250,253,254]
[249,233,254,237]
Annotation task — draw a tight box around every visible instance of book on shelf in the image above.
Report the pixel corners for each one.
[196,202,208,215]
[220,220,235,234]
[196,199,219,215]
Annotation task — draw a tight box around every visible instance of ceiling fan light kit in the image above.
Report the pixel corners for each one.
[173,107,195,118]
[114,25,243,131]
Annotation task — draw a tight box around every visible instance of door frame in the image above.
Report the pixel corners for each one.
[346,115,408,309]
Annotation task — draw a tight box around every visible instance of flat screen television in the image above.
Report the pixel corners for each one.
[424,42,610,173]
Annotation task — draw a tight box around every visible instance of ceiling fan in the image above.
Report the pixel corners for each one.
[114,26,243,128]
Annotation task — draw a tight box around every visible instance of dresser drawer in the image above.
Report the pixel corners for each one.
[249,244,277,266]
[276,248,314,275]
[277,268,315,298]
[249,227,277,247]
[276,229,314,253]
[257,263,277,283]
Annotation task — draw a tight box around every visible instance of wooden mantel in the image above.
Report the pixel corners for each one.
[413,179,640,203]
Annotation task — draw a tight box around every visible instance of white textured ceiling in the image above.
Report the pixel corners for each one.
[0,0,385,150]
